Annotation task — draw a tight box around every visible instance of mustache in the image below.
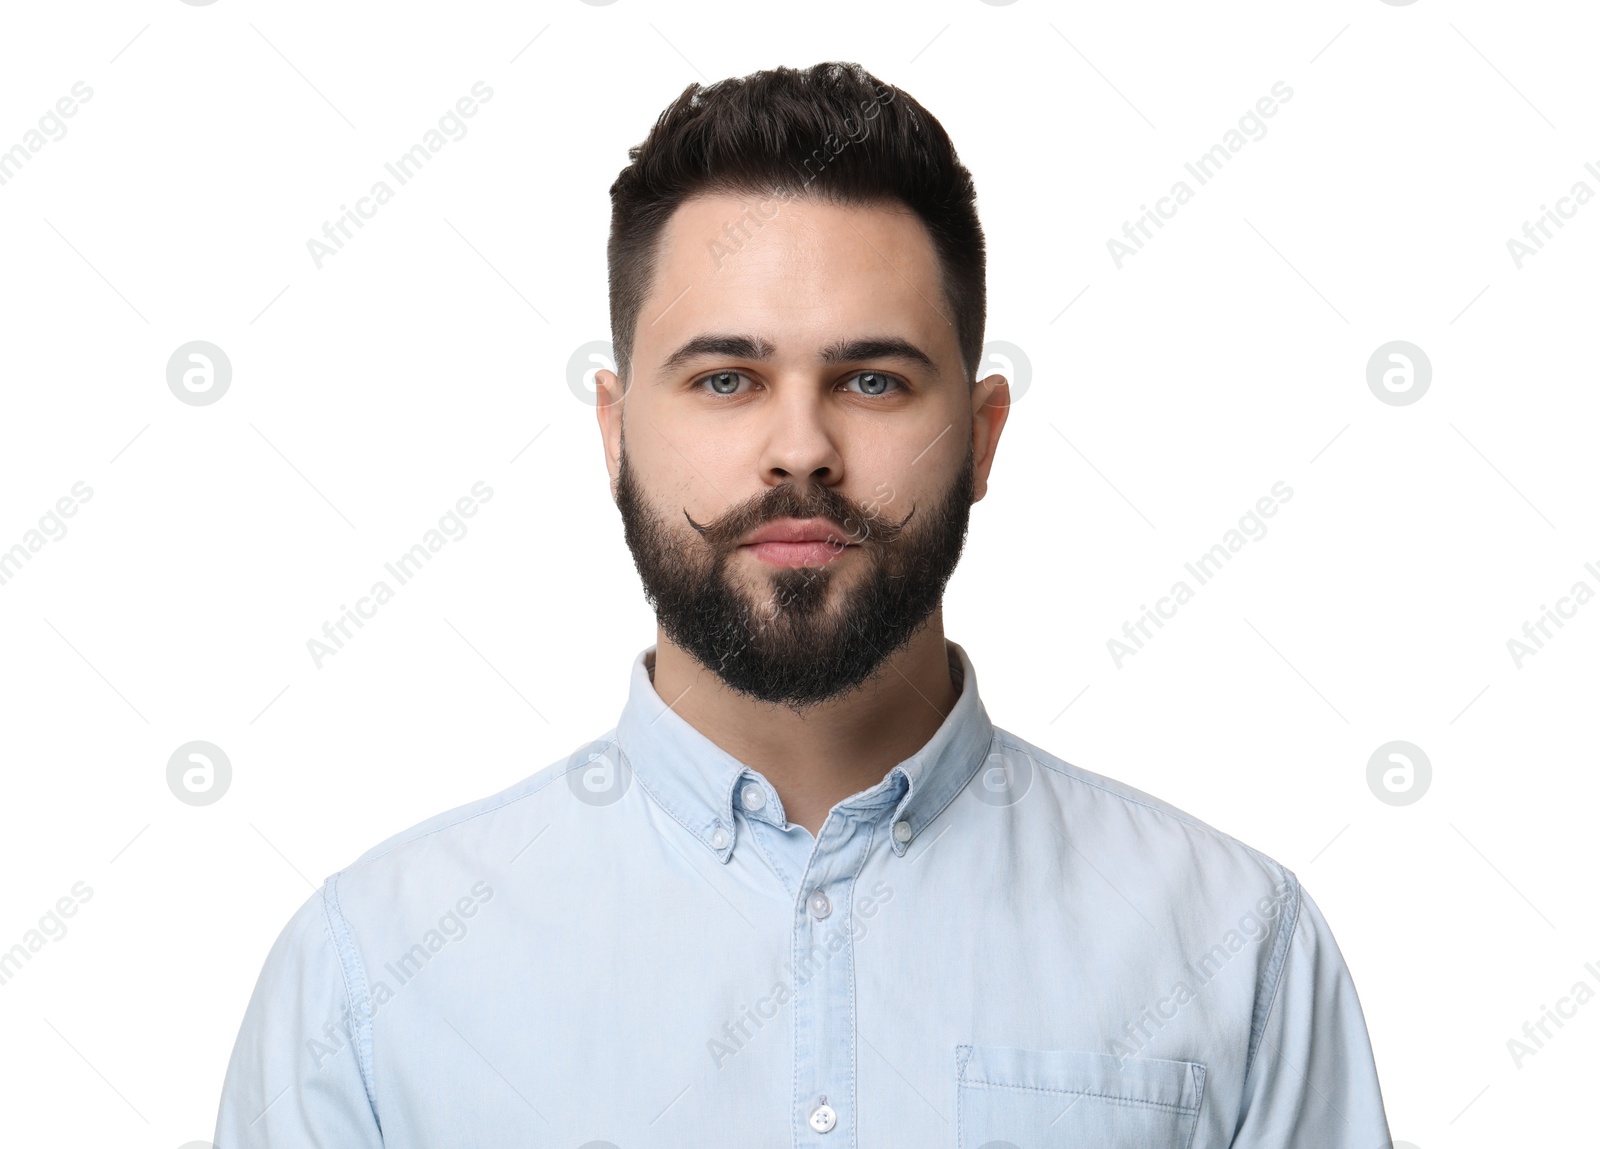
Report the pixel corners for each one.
[683,483,914,552]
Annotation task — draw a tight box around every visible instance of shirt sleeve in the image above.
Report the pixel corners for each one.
[214,882,384,1149]
[1228,876,1391,1148]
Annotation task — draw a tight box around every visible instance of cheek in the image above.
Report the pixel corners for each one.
[627,438,726,519]
[651,425,760,500]
[845,430,953,502]
[886,436,972,518]
[697,436,762,485]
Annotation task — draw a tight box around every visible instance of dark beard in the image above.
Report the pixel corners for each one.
[615,440,974,708]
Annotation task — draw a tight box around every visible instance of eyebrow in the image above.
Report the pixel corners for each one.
[658,333,938,376]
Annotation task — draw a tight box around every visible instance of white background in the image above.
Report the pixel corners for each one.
[1,0,1596,1145]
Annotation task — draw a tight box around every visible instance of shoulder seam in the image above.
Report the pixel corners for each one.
[321,875,381,1126]
[1242,867,1303,1082]
[346,751,580,871]
[993,731,1281,872]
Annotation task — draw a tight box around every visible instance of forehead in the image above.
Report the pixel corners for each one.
[637,192,958,371]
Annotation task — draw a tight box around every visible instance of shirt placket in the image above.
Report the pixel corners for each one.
[789,807,880,1148]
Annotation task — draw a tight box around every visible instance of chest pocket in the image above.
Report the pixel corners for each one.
[956,1045,1206,1148]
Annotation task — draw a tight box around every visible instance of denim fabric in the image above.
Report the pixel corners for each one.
[216,642,1390,1148]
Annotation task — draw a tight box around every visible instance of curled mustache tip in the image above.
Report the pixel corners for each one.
[686,493,913,545]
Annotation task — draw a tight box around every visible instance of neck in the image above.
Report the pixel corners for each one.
[649,611,960,837]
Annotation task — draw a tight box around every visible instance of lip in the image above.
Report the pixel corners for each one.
[738,517,855,568]
[739,517,852,547]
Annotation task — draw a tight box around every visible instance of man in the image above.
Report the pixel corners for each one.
[216,62,1391,1147]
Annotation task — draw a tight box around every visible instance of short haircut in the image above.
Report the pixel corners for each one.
[606,61,986,386]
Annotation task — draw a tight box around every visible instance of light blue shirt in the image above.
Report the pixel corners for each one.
[216,642,1390,1147]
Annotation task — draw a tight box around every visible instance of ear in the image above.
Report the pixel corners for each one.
[594,368,626,499]
[970,373,1011,502]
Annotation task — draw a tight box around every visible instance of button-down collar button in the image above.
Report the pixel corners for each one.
[740,783,766,811]
[808,1101,837,1133]
[892,819,913,844]
[710,825,730,849]
[807,889,832,920]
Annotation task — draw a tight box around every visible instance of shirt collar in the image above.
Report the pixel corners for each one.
[614,641,996,862]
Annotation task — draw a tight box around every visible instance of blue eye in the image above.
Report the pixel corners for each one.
[699,371,748,395]
[845,371,900,396]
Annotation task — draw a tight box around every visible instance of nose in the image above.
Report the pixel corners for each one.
[757,386,844,488]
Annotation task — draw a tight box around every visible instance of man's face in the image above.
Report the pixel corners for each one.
[596,192,1008,707]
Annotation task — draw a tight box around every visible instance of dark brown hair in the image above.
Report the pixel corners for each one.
[606,61,986,386]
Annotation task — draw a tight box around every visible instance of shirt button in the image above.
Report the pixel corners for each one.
[710,826,730,849]
[808,890,832,919]
[740,783,766,811]
[808,1101,837,1133]
[892,819,913,843]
